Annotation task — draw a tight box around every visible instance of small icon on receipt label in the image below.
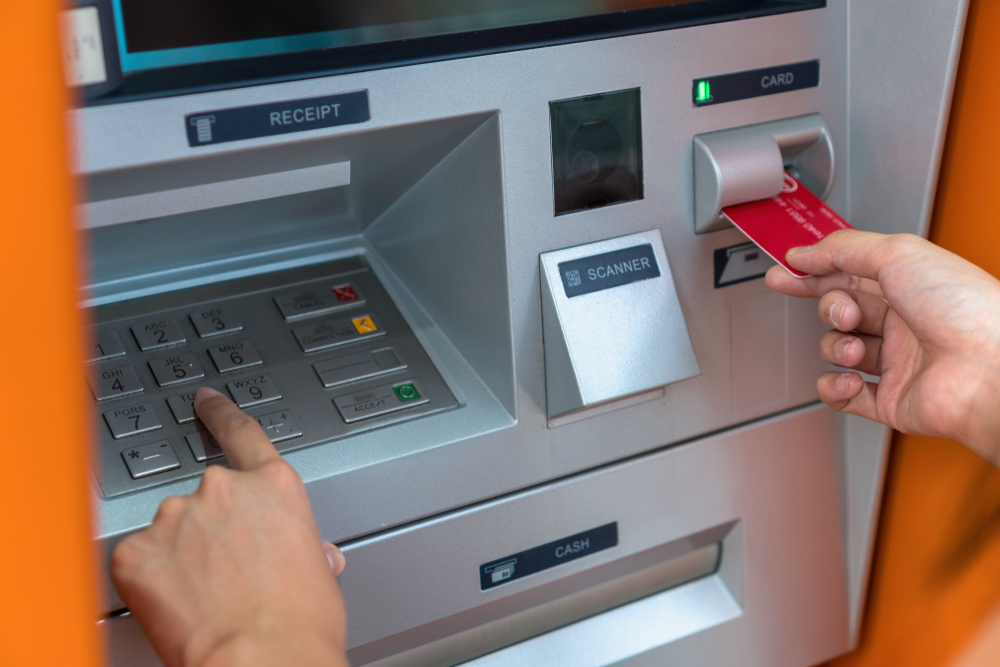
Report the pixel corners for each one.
[485,559,517,584]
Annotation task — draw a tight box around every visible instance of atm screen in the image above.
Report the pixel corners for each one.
[116,0,721,71]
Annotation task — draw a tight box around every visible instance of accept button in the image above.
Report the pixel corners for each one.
[334,379,429,423]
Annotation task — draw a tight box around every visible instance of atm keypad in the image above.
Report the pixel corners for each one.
[89,365,143,401]
[103,403,162,439]
[149,353,205,387]
[87,330,126,362]
[209,340,263,373]
[190,307,243,338]
[87,257,458,498]
[131,319,186,350]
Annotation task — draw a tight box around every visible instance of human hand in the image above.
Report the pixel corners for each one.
[111,388,349,667]
[766,230,1000,465]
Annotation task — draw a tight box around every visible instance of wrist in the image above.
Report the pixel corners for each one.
[198,631,348,667]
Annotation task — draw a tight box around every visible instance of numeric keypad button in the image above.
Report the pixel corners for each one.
[122,441,180,479]
[149,352,205,387]
[88,365,143,401]
[103,403,162,439]
[190,307,243,338]
[227,374,281,408]
[131,319,186,351]
[166,391,200,424]
[86,330,126,362]
[208,340,263,373]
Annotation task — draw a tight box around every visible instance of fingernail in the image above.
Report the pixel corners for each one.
[194,387,223,407]
[835,372,853,394]
[834,337,855,363]
[787,246,810,259]
[829,302,843,329]
[324,543,345,574]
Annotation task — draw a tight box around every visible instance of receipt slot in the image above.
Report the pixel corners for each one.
[693,113,835,233]
[539,230,700,423]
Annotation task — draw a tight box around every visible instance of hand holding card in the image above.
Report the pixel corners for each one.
[722,171,853,277]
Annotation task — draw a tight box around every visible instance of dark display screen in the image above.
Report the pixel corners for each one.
[115,0,705,70]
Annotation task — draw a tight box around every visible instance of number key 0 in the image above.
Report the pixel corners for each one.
[208,340,263,373]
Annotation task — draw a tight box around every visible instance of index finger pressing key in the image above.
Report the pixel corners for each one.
[193,387,282,471]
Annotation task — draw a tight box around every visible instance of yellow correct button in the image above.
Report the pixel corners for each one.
[352,316,378,334]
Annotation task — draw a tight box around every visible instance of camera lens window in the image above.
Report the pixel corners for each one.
[550,88,643,215]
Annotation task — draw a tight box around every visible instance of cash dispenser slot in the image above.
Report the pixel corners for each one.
[692,113,835,233]
[539,229,701,424]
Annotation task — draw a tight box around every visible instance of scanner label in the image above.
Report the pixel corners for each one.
[558,244,660,298]
[480,523,618,590]
[185,90,370,147]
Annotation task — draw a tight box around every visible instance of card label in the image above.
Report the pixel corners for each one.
[722,172,853,278]
[185,91,370,147]
[480,523,618,590]
[693,60,819,107]
[558,244,660,298]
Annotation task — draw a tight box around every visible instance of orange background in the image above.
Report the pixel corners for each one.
[0,2,103,667]
[3,1,1000,666]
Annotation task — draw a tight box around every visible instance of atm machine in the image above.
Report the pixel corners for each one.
[66,0,968,664]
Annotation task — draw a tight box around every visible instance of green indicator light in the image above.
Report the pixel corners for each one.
[696,80,712,103]
[394,383,421,402]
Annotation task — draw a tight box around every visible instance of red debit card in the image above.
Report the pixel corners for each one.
[722,171,853,278]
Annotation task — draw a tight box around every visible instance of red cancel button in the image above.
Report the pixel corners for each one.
[333,284,358,302]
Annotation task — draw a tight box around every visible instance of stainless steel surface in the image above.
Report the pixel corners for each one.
[207,339,262,373]
[226,373,282,408]
[293,314,384,353]
[364,543,721,667]
[693,113,834,233]
[165,391,200,424]
[103,403,162,439]
[539,229,700,421]
[86,329,126,362]
[121,441,181,479]
[148,352,204,387]
[76,2,970,664]
[185,430,224,462]
[313,347,405,388]
[130,318,186,350]
[274,283,366,321]
[189,306,243,338]
[254,410,303,443]
[88,365,143,401]
[333,380,429,423]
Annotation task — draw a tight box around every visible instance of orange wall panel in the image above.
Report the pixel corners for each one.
[830,0,1000,665]
[0,2,101,666]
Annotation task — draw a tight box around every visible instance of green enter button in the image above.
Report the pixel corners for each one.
[394,383,421,402]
